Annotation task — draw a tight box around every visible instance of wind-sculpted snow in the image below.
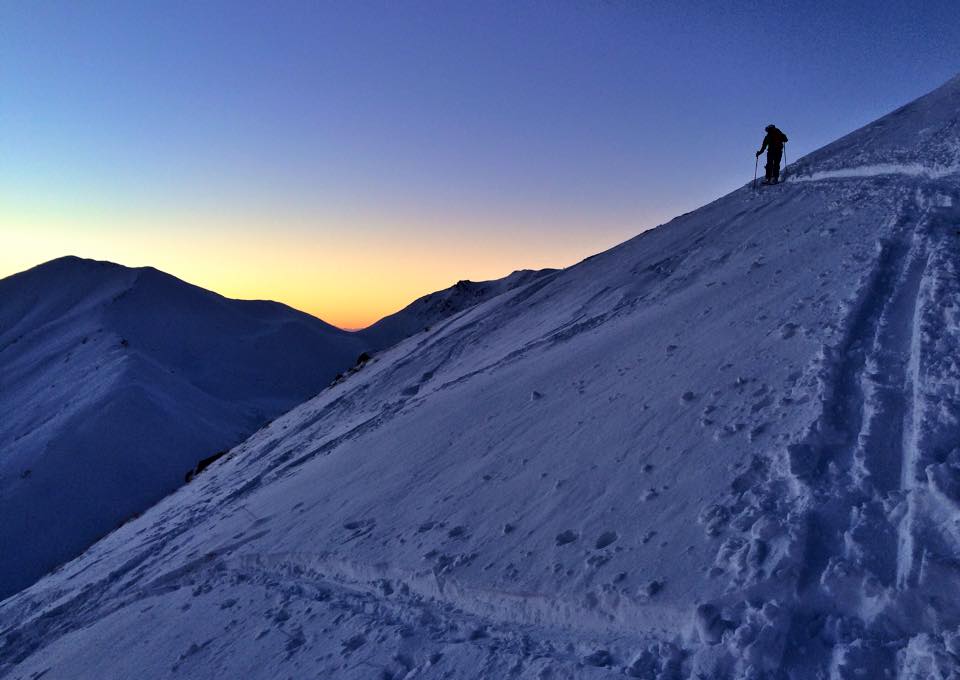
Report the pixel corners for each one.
[789,73,960,179]
[789,163,960,183]
[3,76,960,678]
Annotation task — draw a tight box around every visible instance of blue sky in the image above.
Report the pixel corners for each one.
[2,1,959,326]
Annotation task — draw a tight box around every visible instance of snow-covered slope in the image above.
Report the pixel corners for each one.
[0,257,548,604]
[358,269,554,350]
[0,257,368,600]
[3,75,960,679]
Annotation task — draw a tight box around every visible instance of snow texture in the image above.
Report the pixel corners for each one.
[0,258,527,602]
[2,75,960,679]
[360,269,555,350]
[0,257,376,599]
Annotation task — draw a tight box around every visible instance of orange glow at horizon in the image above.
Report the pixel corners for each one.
[2,202,647,329]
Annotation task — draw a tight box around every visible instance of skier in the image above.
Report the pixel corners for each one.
[756,124,788,184]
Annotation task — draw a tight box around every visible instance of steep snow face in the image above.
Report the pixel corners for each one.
[356,269,554,350]
[3,76,960,679]
[789,73,960,179]
[0,257,368,600]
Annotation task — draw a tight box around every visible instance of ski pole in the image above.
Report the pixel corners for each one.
[753,155,759,190]
[783,145,787,181]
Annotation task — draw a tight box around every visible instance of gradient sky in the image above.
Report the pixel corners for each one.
[3,2,959,328]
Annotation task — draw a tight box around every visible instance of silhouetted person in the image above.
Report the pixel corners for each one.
[756,124,788,184]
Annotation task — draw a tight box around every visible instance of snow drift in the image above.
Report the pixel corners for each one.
[2,75,960,679]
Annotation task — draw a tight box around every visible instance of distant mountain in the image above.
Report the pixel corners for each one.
[0,256,367,599]
[3,75,959,677]
[358,269,555,349]
[0,257,552,602]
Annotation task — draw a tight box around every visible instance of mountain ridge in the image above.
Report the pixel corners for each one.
[0,255,366,600]
[2,74,959,678]
[0,254,558,601]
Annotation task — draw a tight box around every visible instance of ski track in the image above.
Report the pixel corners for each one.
[776,181,956,677]
[896,186,960,595]
[787,163,960,183]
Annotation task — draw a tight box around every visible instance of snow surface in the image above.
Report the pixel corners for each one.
[359,269,555,350]
[0,257,370,600]
[0,256,549,604]
[2,76,960,678]
[790,163,960,183]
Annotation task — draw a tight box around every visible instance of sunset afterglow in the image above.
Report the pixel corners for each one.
[2,198,649,329]
[3,2,957,327]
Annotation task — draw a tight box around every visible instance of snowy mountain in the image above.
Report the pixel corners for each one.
[0,257,547,604]
[0,257,369,600]
[3,74,960,679]
[358,269,554,350]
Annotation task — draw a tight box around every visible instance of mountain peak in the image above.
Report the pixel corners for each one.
[35,254,128,272]
[0,258,371,600]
